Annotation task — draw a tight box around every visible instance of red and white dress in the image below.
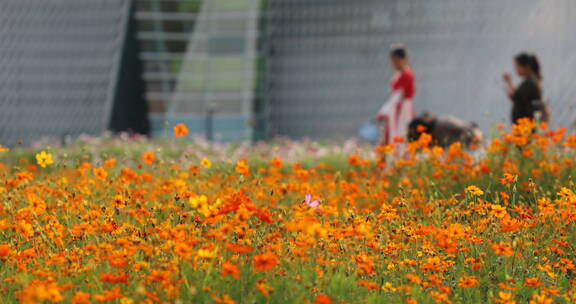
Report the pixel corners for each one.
[377,68,416,145]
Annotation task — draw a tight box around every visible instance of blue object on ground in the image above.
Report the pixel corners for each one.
[358,122,379,144]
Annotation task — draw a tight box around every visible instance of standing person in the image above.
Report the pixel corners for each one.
[377,46,416,145]
[503,53,550,124]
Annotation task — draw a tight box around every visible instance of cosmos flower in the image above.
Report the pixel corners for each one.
[72,291,91,304]
[465,185,484,196]
[93,167,108,180]
[313,294,333,304]
[141,151,155,164]
[235,160,250,176]
[491,242,514,257]
[173,123,189,137]
[201,157,212,169]
[0,244,10,257]
[458,276,478,288]
[305,193,320,209]
[253,252,279,271]
[35,151,54,168]
[269,157,283,169]
[214,294,236,304]
[221,261,240,279]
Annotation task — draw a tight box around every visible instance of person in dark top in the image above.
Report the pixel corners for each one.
[503,53,550,123]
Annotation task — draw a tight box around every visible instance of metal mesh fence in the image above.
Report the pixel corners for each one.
[263,0,576,140]
[3,1,576,144]
[0,0,130,145]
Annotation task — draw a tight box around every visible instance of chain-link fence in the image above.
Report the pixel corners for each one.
[262,0,576,140]
[2,0,576,144]
[0,0,131,145]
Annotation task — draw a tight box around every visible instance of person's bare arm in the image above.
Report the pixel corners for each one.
[376,91,402,121]
[503,73,515,100]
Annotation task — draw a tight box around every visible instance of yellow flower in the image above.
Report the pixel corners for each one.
[189,195,208,209]
[0,145,9,153]
[497,291,515,304]
[465,185,484,196]
[35,151,54,168]
[120,297,134,304]
[382,282,397,292]
[201,158,212,169]
[198,247,218,259]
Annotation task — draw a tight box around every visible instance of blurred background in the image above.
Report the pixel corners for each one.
[1,0,576,145]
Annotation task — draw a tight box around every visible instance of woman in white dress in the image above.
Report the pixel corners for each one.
[376,46,416,145]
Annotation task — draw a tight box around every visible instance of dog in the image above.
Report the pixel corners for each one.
[407,113,483,147]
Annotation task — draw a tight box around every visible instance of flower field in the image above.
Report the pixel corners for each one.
[2,120,576,304]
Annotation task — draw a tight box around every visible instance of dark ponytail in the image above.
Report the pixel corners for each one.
[390,45,408,59]
[515,52,542,80]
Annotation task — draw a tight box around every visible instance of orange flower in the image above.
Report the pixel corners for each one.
[495,291,516,304]
[99,272,129,284]
[94,287,122,302]
[491,242,514,257]
[313,294,333,304]
[17,279,63,303]
[173,123,189,137]
[457,276,478,288]
[103,158,116,169]
[253,252,279,271]
[355,253,375,276]
[500,173,517,186]
[557,258,575,272]
[256,281,273,296]
[500,217,521,233]
[490,204,508,218]
[111,195,126,208]
[93,167,108,181]
[72,291,91,304]
[524,277,542,287]
[141,152,155,164]
[358,280,379,290]
[564,134,576,148]
[28,194,47,215]
[269,158,283,169]
[236,160,250,176]
[173,243,193,259]
[405,274,422,285]
[225,243,253,254]
[529,292,552,304]
[348,155,361,166]
[17,220,34,238]
[221,261,240,279]
[214,294,236,304]
[0,244,10,257]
